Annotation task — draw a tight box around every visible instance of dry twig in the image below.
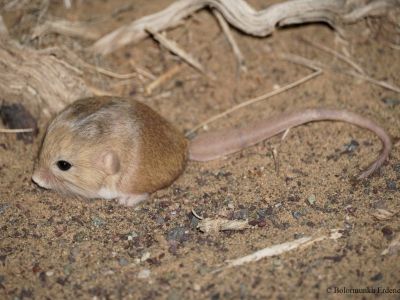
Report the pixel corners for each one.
[0,16,8,37]
[144,32,221,94]
[213,229,343,272]
[213,9,247,73]
[91,0,396,55]
[145,64,184,95]
[197,218,252,233]
[146,28,206,75]
[301,37,365,74]
[129,60,156,80]
[0,128,34,133]
[32,19,101,40]
[381,234,400,255]
[192,209,252,233]
[187,66,322,136]
[346,70,400,93]
[0,40,92,118]
[280,52,400,93]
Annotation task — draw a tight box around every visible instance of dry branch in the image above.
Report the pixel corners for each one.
[213,9,247,73]
[146,28,206,74]
[213,229,343,272]
[0,39,93,119]
[91,0,398,55]
[0,16,8,37]
[197,218,252,233]
[32,19,101,41]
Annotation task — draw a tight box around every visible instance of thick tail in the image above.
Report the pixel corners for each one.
[188,109,392,179]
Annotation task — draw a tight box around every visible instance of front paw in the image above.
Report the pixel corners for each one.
[117,194,149,207]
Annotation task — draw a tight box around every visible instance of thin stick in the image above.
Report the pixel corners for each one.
[278,53,325,70]
[271,146,279,175]
[88,85,116,97]
[301,37,365,74]
[145,63,184,94]
[143,33,222,95]
[146,28,206,75]
[213,229,342,272]
[187,69,322,136]
[389,44,400,51]
[345,70,400,93]
[129,59,157,80]
[197,218,251,233]
[64,0,71,9]
[191,209,204,220]
[0,128,34,133]
[32,20,100,40]
[281,128,290,141]
[213,9,247,73]
[83,61,138,79]
[0,15,9,37]
[280,53,400,94]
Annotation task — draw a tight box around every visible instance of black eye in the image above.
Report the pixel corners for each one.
[57,160,72,171]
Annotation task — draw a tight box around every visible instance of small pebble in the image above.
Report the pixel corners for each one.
[393,164,400,174]
[381,226,393,239]
[258,219,267,228]
[167,290,181,300]
[39,272,46,284]
[167,227,189,243]
[189,216,199,229]
[234,208,248,220]
[155,216,165,225]
[307,194,316,205]
[127,231,138,241]
[137,269,151,279]
[343,139,359,153]
[381,97,400,106]
[0,203,9,214]
[46,271,54,277]
[292,211,302,219]
[91,216,106,227]
[386,180,397,191]
[370,272,383,281]
[103,270,114,275]
[248,219,258,226]
[73,231,86,242]
[140,252,151,262]
[63,265,72,276]
[294,233,305,239]
[257,209,267,218]
[0,102,38,144]
[119,258,129,266]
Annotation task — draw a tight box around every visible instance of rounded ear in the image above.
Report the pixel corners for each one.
[101,151,120,175]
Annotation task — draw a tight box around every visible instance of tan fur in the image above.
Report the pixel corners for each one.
[121,101,187,194]
[33,97,188,198]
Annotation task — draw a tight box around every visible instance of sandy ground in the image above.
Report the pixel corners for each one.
[1,0,400,299]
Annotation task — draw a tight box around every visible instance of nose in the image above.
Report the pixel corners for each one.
[32,173,39,184]
[32,172,42,186]
[32,170,51,189]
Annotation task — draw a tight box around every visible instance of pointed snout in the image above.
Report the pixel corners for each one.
[32,169,52,189]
